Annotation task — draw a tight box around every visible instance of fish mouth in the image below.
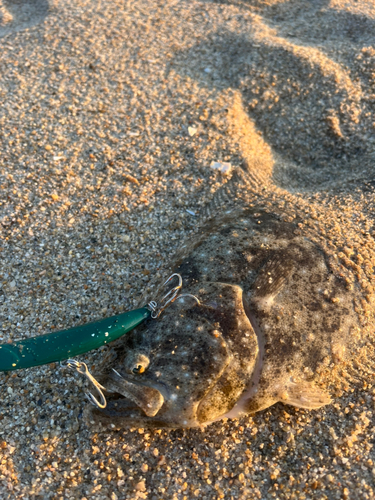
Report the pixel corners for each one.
[102,369,165,418]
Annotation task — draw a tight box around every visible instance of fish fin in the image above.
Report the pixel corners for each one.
[252,253,294,299]
[279,380,332,410]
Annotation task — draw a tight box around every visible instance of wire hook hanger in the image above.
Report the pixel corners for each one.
[66,359,107,409]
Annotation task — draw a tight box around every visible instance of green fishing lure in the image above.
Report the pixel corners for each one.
[0,273,192,408]
[0,273,184,372]
[0,307,151,372]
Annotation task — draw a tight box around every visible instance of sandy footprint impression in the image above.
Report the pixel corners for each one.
[0,0,48,37]
[174,0,375,192]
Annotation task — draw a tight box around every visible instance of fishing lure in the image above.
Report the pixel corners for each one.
[0,273,184,373]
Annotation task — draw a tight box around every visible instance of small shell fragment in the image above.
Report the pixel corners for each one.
[210,161,232,175]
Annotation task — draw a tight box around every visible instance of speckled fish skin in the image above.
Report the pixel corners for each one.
[86,172,363,428]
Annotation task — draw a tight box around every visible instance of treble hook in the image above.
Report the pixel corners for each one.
[148,273,183,318]
[66,359,107,409]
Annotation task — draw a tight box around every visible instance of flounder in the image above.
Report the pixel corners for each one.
[85,167,373,429]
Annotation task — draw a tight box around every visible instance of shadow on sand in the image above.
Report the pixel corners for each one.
[171,0,375,191]
[0,0,49,38]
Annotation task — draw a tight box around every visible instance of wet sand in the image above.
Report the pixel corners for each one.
[1,0,375,498]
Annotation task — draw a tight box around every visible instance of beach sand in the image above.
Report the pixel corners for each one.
[1,0,375,498]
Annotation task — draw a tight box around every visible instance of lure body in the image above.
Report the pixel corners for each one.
[0,307,151,371]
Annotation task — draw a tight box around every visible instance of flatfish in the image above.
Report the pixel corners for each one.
[85,166,375,429]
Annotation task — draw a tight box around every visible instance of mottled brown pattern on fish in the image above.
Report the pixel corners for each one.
[86,169,375,429]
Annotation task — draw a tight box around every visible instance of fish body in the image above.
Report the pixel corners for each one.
[86,173,365,428]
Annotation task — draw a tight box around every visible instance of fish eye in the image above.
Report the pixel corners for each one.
[125,353,150,375]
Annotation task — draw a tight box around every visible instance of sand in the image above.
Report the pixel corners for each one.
[1,0,375,498]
